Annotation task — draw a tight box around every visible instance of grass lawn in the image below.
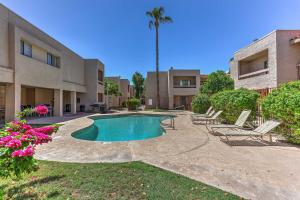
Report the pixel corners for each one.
[0,160,240,200]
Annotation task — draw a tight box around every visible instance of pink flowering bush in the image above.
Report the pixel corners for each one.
[0,106,59,178]
[34,105,49,115]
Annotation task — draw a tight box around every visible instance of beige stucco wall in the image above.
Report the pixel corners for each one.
[0,5,9,69]
[0,4,105,119]
[230,31,278,90]
[120,79,130,103]
[105,77,129,108]
[168,69,200,109]
[276,30,300,85]
[145,71,169,109]
[79,59,105,110]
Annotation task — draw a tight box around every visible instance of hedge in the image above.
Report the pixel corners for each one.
[211,88,259,123]
[127,98,141,111]
[191,93,211,114]
[262,81,300,144]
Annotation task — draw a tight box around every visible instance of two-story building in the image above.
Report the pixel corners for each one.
[230,30,300,96]
[105,76,131,108]
[0,4,105,123]
[145,68,202,110]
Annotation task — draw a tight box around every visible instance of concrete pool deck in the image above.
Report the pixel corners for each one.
[35,111,300,200]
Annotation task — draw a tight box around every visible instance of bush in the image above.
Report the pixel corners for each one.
[127,98,141,110]
[211,88,259,123]
[191,93,211,113]
[262,81,300,144]
[200,70,234,96]
[0,105,59,178]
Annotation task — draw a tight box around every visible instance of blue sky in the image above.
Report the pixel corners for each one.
[1,0,300,81]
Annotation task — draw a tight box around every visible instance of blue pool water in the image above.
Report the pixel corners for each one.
[72,114,172,142]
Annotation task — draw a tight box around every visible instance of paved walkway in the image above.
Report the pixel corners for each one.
[35,111,300,200]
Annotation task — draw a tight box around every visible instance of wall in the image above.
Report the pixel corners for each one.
[79,59,104,110]
[0,5,9,69]
[276,30,300,84]
[0,4,105,119]
[120,79,130,104]
[239,51,268,75]
[145,72,169,109]
[168,69,200,109]
[230,31,278,90]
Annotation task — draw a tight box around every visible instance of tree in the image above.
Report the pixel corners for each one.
[200,70,234,96]
[104,79,121,96]
[132,72,145,99]
[146,7,172,109]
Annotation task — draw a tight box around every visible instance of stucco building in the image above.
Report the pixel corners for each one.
[0,4,105,123]
[105,76,131,108]
[230,30,300,95]
[145,68,202,110]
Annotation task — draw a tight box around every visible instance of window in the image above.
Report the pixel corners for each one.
[180,80,191,87]
[47,53,60,67]
[20,40,32,57]
[264,60,268,69]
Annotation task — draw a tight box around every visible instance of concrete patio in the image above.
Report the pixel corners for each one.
[34,111,300,200]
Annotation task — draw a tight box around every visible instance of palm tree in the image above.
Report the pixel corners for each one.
[146,7,172,109]
[132,72,145,99]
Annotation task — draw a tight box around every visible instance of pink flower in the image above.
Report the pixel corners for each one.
[0,141,5,146]
[33,132,52,145]
[22,124,32,130]
[11,149,23,157]
[22,145,34,156]
[11,146,34,157]
[1,135,13,143]
[6,128,13,132]
[10,132,20,136]
[20,134,33,142]
[34,105,48,115]
[34,126,55,135]
[5,139,22,148]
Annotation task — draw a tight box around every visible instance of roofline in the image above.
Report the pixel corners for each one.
[233,30,277,54]
[1,3,103,62]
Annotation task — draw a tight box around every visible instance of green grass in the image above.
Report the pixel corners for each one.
[0,161,240,200]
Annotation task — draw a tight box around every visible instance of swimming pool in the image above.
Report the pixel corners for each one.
[72,114,172,142]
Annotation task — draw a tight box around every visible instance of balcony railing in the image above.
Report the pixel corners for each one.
[238,68,269,79]
[173,84,196,88]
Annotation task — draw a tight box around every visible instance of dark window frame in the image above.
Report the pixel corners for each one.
[20,40,32,57]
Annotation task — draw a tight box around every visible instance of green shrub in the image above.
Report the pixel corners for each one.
[121,101,127,108]
[191,93,211,113]
[262,81,300,144]
[200,70,234,96]
[127,98,141,110]
[211,88,259,123]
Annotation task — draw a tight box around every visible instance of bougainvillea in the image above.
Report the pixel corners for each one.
[34,105,49,115]
[0,105,59,178]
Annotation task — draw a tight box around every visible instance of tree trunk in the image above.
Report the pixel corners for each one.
[155,24,160,109]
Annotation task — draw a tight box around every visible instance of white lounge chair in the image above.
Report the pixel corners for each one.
[191,109,215,121]
[192,110,223,124]
[207,110,251,133]
[216,120,281,141]
[191,106,213,118]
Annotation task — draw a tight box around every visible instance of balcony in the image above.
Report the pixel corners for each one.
[173,76,196,88]
[238,49,269,79]
[238,68,269,79]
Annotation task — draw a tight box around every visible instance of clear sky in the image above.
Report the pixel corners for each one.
[1,0,300,81]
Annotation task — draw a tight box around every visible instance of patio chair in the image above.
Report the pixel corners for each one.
[216,120,281,142]
[191,106,213,118]
[192,110,223,125]
[191,109,215,121]
[207,110,251,133]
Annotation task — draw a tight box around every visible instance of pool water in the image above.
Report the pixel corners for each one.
[72,114,171,142]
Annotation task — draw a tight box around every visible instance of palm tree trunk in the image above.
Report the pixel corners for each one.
[155,24,160,109]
